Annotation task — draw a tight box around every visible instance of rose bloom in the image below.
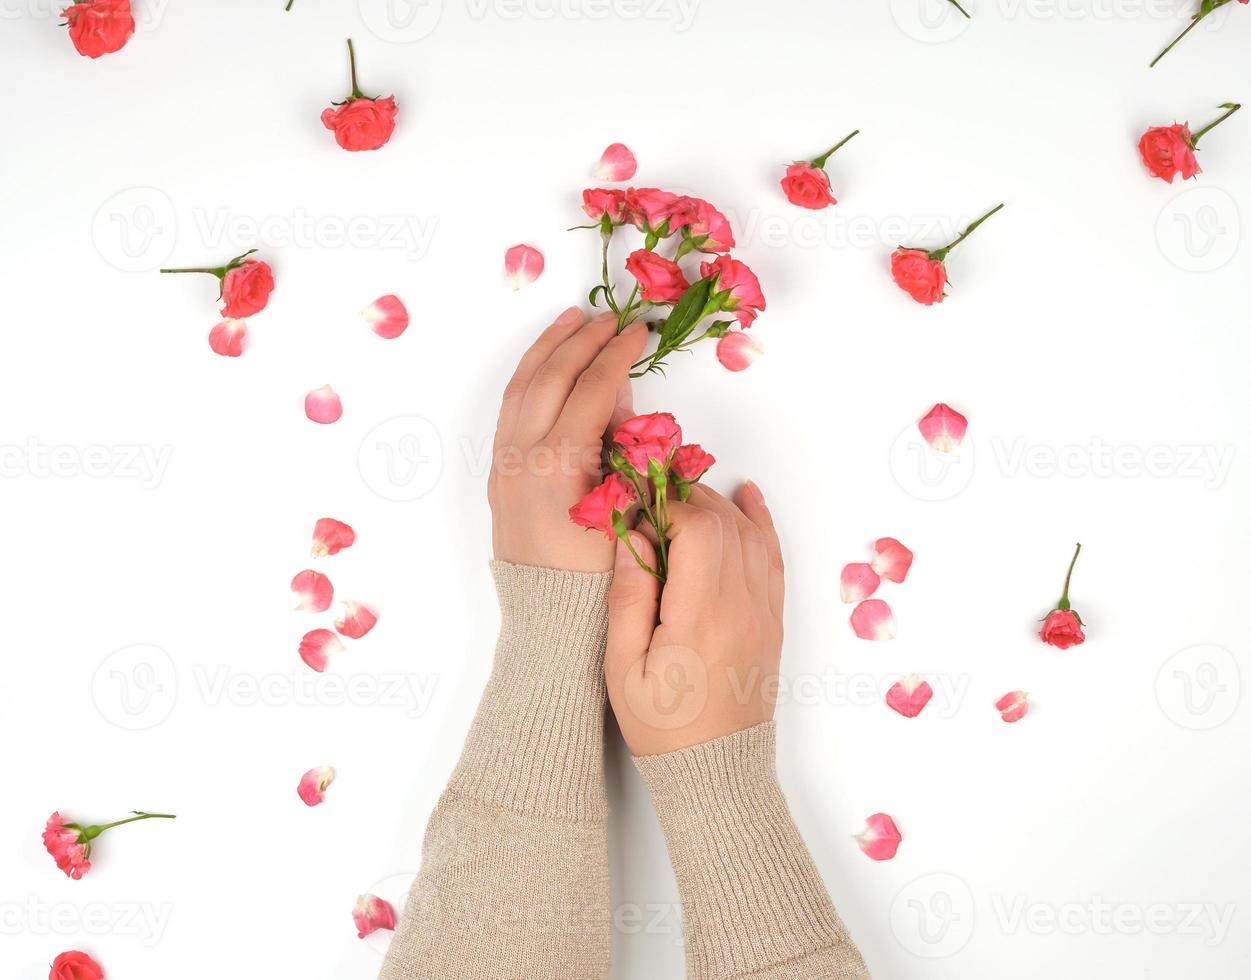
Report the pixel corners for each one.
[612,412,682,474]
[1039,609,1085,649]
[63,0,134,59]
[626,188,696,235]
[221,259,275,318]
[1137,124,1199,183]
[321,96,398,152]
[685,198,735,253]
[700,256,766,327]
[780,162,836,209]
[582,188,629,224]
[50,951,105,980]
[672,444,715,482]
[890,248,947,305]
[625,249,690,304]
[568,473,637,538]
[44,813,91,880]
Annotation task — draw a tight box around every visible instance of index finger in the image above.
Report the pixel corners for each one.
[493,306,585,453]
[550,320,648,443]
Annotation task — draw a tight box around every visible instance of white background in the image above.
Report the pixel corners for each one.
[2,0,1250,977]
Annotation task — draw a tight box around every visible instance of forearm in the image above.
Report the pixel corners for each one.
[380,562,613,980]
[635,723,870,980]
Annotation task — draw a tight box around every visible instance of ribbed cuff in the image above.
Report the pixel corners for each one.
[636,723,869,980]
[447,562,613,823]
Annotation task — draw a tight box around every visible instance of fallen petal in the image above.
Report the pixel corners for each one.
[504,244,545,290]
[840,562,880,603]
[918,403,968,453]
[996,690,1030,723]
[593,142,638,182]
[354,894,397,939]
[886,674,934,718]
[299,629,343,673]
[292,570,334,612]
[850,599,895,641]
[298,766,336,807]
[716,331,763,372]
[305,385,343,425]
[871,538,914,584]
[336,601,379,639]
[854,813,902,861]
[362,294,409,339]
[312,518,356,558]
[208,318,247,357]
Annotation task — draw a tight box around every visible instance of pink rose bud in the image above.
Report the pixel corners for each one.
[43,811,175,880]
[50,950,105,980]
[311,518,356,558]
[220,259,276,318]
[625,188,696,237]
[593,142,638,182]
[321,39,398,151]
[996,690,1030,723]
[854,813,903,861]
[886,674,934,719]
[504,244,545,290]
[625,249,690,304]
[362,294,409,339]
[1137,124,1199,182]
[63,0,134,59]
[700,255,766,328]
[335,600,379,639]
[671,444,716,483]
[305,385,343,425]
[918,403,968,453]
[850,598,896,641]
[1039,543,1086,649]
[353,894,396,939]
[298,766,337,807]
[291,569,334,613]
[780,131,857,210]
[612,412,683,474]
[568,474,637,539]
[299,629,344,673]
[582,188,630,224]
[716,331,763,372]
[891,248,947,306]
[208,319,247,358]
[682,198,735,254]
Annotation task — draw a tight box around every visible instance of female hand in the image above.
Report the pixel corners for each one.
[489,307,648,573]
[604,482,785,755]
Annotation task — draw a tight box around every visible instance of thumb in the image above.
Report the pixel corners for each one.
[605,531,660,699]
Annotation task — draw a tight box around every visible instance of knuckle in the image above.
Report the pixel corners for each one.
[608,584,649,615]
[575,363,610,391]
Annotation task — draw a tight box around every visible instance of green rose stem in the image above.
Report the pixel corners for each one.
[928,203,1004,262]
[160,248,257,281]
[346,39,366,99]
[1150,0,1237,67]
[810,129,860,169]
[1054,542,1082,612]
[947,0,971,17]
[285,0,294,9]
[1189,103,1242,147]
[78,812,176,841]
[613,514,662,581]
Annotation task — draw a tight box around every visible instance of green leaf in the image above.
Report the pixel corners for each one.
[658,277,712,350]
[588,285,606,307]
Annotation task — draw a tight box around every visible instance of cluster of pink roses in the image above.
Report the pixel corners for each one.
[569,413,714,579]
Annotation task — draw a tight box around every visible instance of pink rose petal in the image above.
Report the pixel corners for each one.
[504,244,544,290]
[716,331,762,372]
[311,518,356,558]
[886,674,934,718]
[850,598,895,641]
[297,766,336,807]
[292,570,334,612]
[299,629,343,673]
[854,812,902,861]
[305,385,343,424]
[871,537,914,584]
[335,601,378,639]
[354,894,396,939]
[840,562,880,603]
[362,294,409,339]
[996,690,1030,723]
[208,318,247,357]
[918,403,968,453]
[593,142,638,182]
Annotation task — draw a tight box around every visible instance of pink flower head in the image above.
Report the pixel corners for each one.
[568,473,637,538]
[918,403,968,453]
[612,412,683,474]
[593,142,638,182]
[299,629,344,672]
[362,294,409,339]
[671,444,715,483]
[335,601,379,639]
[291,569,334,612]
[996,690,1030,723]
[891,248,947,305]
[871,537,914,584]
[305,385,343,425]
[840,563,880,604]
[625,188,696,236]
[353,894,396,939]
[1040,609,1084,649]
[504,244,545,290]
[582,188,630,224]
[886,674,934,719]
[50,950,105,980]
[63,0,134,59]
[850,598,895,641]
[625,249,690,304]
[1138,124,1199,183]
[716,331,762,372]
[221,259,275,318]
[298,766,336,807]
[854,813,903,861]
[683,198,735,253]
[43,813,91,880]
[701,256,765,328]
[322,96,398,151]
[780,161,836,210]
[208,319,247,358]
[311,518,356,558]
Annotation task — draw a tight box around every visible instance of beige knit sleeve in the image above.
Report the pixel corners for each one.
[379,562,613,980]
[634,722,871,980]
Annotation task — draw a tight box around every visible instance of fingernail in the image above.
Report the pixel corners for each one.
[614,535,633,569]
[556,306,582,326]
[746,480,765,505]
[621,320,645,335]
